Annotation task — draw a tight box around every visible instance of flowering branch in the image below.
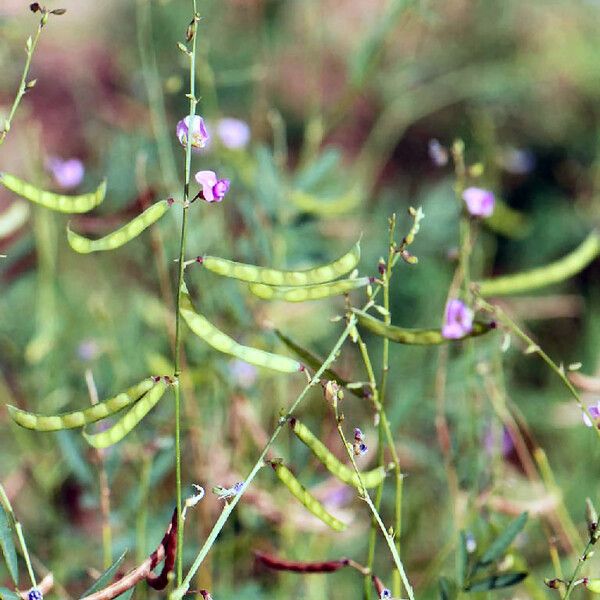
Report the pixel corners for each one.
[330,388,415,600]
[0,4,65,147]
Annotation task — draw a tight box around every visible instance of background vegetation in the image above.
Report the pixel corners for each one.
[1,1,600,598]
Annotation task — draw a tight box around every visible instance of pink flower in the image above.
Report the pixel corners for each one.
[176,115,209,150]
[194,170,230,202]
[46,157,84,189]
[216,118,250,149]
[583,402,600,427]
[462,187,495,217]
[442,299,473,339]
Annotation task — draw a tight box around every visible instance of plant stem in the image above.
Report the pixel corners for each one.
[476,296,600,439]
[332,395,414,600]
[173,1,199,586]
[563,539,594,600]
[172,221,418,599]
[170,318,357,600]
[0,13,46,147]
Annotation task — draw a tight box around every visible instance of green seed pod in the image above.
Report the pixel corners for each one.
[7,378,155,431]
[66,200,172,253]
[274,329,360,396]
[586,579,600,594]
[202,242,361,286]
[477,231,600,297]
[290,419,387,489]
[248,277,370,302]
[83,379,168,449]
[353,309,494,345]
[180,283,302,373]
[289,188,361,217]
[0,172,106,214]
[271,462,347,532]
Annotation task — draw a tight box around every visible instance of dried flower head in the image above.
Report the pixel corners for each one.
[176,115,209,150]
[442,299,473,340]
[194,170,230,203]
[324,380,343,403]
[462,187,495,217]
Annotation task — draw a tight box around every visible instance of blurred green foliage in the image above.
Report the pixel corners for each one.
[1,0,600,598]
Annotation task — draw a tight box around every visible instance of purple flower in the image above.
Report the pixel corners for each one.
[462,187,495,217]
[354,427,364,441]
[484,426,514,457]
[583,402,600,427]
[46,157,84,189]
[358,442,368,455]
[176,115,209,150]
[380,590,392,600]
[77,339,100,361]
[28,590,43,600]
[442,299,473,339]
[216,117,250,149]
[428,139,448,166]
[194,170,230,203]
[229,359,257,389]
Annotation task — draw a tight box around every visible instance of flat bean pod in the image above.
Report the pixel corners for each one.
[290,419,387,489]
[353,309,494,345]
[202,241,361,286]
[248,276,370,302]
[290,188,361,217]
[0,172,106,214]
[7,378,155,431]
[274,329,359,396]
[477,231,600,297]
[180,284,302,373]
[83,379,168,449]
[67,200,171,253]
[271,462,347,532]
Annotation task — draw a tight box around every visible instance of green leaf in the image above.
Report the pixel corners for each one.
[439,576,458,600]
[0,505,18,585]
[0,587,20,600]
[457,531,468,587]
[477,512,528,567]
[82,550,127,597]
[466,571,527,592]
